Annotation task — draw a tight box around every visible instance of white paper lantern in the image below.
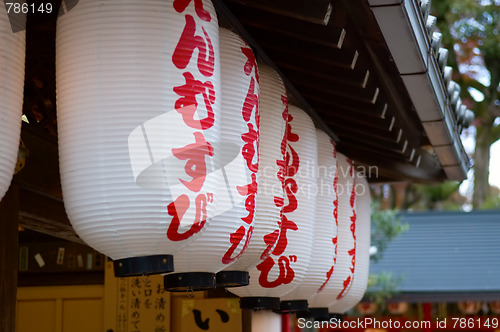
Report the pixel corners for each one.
[56,0,221,276]
[304,130,339,320]
[232,105,317,313]
[329,172,371,313]
[229,65,288,310]
[0,10,25,201]
[163,28,259,291]
[278,105,318,313]
[319,153,356,307]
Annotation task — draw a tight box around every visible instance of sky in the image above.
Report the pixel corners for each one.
[459,127,500,205]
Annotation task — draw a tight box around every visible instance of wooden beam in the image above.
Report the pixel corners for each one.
[0,185,20,332]
[273,62,376,99]
[225,0,333,25]
[18,187,83,244]
[13,124,80,243]
[225,1,342,46]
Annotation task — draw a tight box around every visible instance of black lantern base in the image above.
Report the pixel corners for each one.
[309,307,330,321]
[164,272,216,292]
[329,313,344,323]
[280,300,308,313]
[113,255,174,277]
[215,271,249,288]
[240,297,280,311]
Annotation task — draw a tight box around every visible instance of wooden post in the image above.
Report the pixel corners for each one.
[0,185,20,332]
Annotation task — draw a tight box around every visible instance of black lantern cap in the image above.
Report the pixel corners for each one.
[329,313,344,323]
[113,254,173,277]
[280,300,308,313]
[240,297,281,311]
[164,272,216,292]
[215,271,249,288]
[309,307,330,321]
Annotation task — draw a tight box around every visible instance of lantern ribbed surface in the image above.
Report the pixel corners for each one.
[306,129,339,308]
[229,65,288,298]
[232,105,317,304]
[279,105,317,302]
[325,152,357,306]
[56,0,221,268]
[329,174,371,313]
[0,10,25,201]
[169,28,259,273]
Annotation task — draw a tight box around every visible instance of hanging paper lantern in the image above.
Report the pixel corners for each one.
[277,105,318,313]
[457,301,482,315]
[304,129,339,320]
[163,28,259,291]
[488,301,500,315]
[387,302,409,315]
[0,9,25,201]
[329,172,371,314]
[356,302,378,315]
[229,65,288,311]
[56,0,221,277]
[231,105,317,313]
[320,152,356,309]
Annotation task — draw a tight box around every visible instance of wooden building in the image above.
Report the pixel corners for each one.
[1,0,472,331]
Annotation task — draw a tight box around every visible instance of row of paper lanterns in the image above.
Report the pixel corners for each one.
[0,0,370,316]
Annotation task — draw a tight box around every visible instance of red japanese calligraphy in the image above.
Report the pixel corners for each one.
[337,161,357,300]
[241,46,258,80]
[166,192,213,241]
[242,77,259,122]
[333,145,339,265]
[260,230,279,260]
[271,215,297,257]
[172,131,214,192]
[318,265,334,293]
[173,0,211,22]
[282,178,298,214]
[172,15,215,77]
[174,73,215,130]
[237,173,257,225]
[256,255,295,288]
[241,123,258,173]
[274,96,289,203]
[222,226,254,264]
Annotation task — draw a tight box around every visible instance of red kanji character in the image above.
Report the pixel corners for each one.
[272,215,298,256]
[274,96,289,207]
[241,123,259,173]
[172,15,214,76]
[237,173,257,225]
[241,46,258,80]
[282,178,298,214]
[221,226,254,264]
[242,77,259,122]
[256,255,295,288]
[337,275,353,300]
[173,0,211,21]
[166,192,213,241]
[260,229,279,260]
[317,265,334,293]
[172,132,214,192]
[174,72,216,130]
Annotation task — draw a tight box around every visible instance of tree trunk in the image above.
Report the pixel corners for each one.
[473,122,493,209]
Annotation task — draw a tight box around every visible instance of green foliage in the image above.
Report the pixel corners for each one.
[364,272,405,306]
[409,181,465,211]
[481,186,500,209]
[432,0,500,208]
[370,203,408,262]
[364,203,409,307]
